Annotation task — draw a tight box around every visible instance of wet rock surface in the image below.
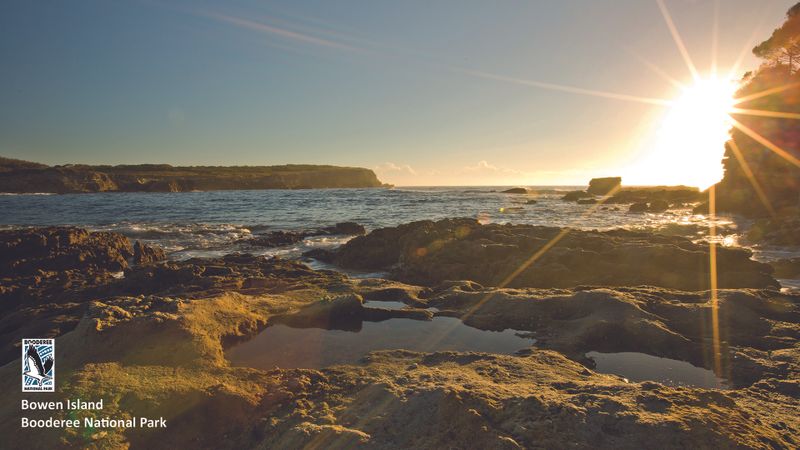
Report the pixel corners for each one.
[0,227,165,309]
[239,222,366,248]
[0,226,797,449]
[322,218,778,290]
[418,282,799,388]
[0,227,166,363]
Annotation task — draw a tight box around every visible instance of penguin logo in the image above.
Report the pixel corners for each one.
[22,339,55,392]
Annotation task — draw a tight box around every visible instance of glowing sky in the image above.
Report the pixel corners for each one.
[0,0,795,186]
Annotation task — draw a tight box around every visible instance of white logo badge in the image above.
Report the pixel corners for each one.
[22,339,55,392]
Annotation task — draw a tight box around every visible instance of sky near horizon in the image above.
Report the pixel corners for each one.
[0,0,795,186]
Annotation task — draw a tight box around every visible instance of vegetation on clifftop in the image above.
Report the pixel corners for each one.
[717,2,800,217]
[0,157,386,193]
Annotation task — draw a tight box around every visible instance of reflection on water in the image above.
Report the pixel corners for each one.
[587,351,729,389]
[778,278,800,293]
[226,317,533,369]
[364,300,412,310]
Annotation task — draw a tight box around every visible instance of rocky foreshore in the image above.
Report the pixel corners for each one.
[309,218,779,290]
[1,226,798,449]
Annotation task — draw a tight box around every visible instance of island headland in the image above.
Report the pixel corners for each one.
[0,157,386,193]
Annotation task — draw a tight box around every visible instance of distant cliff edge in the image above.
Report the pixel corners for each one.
[0,157,387,193]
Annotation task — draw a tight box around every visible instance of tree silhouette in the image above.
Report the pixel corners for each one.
[753,2,800,74]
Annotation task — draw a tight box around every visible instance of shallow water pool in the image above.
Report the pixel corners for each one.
[587,351,729,389]
[226,316,534,369]
[364,300,412,310]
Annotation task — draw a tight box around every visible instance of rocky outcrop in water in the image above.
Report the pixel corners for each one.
[561,178,703,210]
[561,190,594,201]
[239,222,366,248]
[606,187,703,205]
[0,157,386,193]
[587,177,621,195]
[501,187,530,194]
[318,218,778,290]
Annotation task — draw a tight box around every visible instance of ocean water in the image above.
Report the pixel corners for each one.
[0,186,750,261]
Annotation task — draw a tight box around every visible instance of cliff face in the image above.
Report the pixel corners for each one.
[715,67,800,217]
[0,158,385,193]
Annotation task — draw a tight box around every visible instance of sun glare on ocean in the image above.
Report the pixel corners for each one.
[645,76,738,189]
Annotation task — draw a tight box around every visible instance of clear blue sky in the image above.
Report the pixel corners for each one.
[0,0,794,185]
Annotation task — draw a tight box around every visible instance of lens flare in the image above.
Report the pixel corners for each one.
[629,76,737,189]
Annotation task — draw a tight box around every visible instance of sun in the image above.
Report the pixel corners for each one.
[630,76,738,190]
[670,77,737,132]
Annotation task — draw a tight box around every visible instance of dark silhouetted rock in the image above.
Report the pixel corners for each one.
[242,222,366,248]
[648,200,670,212]
[746,218,800,246]
[629,202,648,213]
[587,177,621,195]
[302,248,337,263]
[322,222,366,235]
[693,202,709,214]
[713,70,800,218]
[577,198,597,205]
[770,258,800,278]
[608,187,703,205]
[246,231,307,247]
[133,241,167,265]
[561,190,592,201]
[501,187,529,194]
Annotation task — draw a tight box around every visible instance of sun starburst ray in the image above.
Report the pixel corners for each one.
[711,0,720,76]
[629,51,687,90]
[733,82,800,105]
[457,68,674,106]
[730,107,800,120]
[657,0,700,80]
[730,117,800,167]
[707,185,723,379]
[726,139,777,217]
[416,186,623,354]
